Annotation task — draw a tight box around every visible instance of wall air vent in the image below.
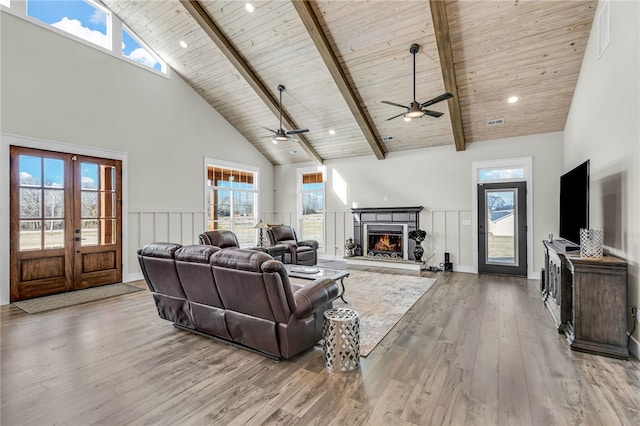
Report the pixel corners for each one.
[487,118,505,126]
[382,136,394,142]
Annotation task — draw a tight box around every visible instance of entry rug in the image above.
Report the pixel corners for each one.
[330,270,436,357]
[13,283,144,314]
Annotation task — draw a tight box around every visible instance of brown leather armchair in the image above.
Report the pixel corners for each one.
[198,230,239,248]
[137,243,338,359]
[266,225,318,266]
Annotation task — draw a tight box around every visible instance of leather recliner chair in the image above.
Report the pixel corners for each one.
[137,243,338,359]
[198,230,239,248]
[266,225,318,266]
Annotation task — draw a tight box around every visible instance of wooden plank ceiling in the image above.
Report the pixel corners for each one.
[103,0,597,165]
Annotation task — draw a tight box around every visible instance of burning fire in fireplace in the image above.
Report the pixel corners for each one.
[370,233,401,252]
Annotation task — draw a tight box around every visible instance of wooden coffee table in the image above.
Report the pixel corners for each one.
[285,265,350,304]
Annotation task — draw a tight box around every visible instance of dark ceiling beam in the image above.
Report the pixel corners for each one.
[180,0,324,164]
[292,0,386,160]
[430,0,466,152]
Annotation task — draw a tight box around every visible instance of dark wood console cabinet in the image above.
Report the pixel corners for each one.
[542,240,628,360]
[542,240,574,334]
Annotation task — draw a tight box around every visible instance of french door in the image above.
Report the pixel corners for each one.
[478,181,527,276]
[10,146,122,301]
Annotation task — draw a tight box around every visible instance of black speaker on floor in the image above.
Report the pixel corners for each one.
[444,252,452,271]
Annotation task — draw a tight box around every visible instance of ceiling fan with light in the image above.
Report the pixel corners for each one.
[262,84,309,144]
[382,44,453,122]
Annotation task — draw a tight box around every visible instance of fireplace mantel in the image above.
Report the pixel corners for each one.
[351,206,423,259]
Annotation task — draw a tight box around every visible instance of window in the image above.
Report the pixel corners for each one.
[298,168,325,248]
[478,166,525,182]
[206,164,258,247]
[122,25,165,73]
[27,0,111,50]
[6,0,167,75]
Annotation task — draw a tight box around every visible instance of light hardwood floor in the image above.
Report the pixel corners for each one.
[2,268,639,425]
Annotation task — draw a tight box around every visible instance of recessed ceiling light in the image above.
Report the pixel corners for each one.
[179,40,188,49]
[328,129,336,135]
[245,3,255,13]
[508,96,519,104]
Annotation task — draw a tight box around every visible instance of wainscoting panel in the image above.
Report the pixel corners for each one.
[125,208,474,280]
[127,210,206,279]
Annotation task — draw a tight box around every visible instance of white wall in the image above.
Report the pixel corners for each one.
[0,12,274,304]
[564,0,640,352]
[275,132,563,276]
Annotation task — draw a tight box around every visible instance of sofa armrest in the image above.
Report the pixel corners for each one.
[292,278,339,319]
[298,240,318,250]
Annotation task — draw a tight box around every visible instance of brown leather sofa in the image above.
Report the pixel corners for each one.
[266,225,318,266]
[198,230,239,248]
[137,242,338,359]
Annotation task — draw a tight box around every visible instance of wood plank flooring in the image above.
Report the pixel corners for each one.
[2,267,639,425]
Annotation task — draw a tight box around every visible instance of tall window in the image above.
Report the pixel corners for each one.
[298,168,325,248]
[206,164,258,247]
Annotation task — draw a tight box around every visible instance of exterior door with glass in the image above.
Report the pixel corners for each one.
[9,146,122,301]
[478,182,527,276]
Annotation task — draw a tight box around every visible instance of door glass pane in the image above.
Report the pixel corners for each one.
[20,188,41,218]
[101,219,116,244]
[102,165,115,191]
[102,193,116,218]
[486,190,516,265]
[81,163,99,189]
[44,158,64,188]
[81,219,98,246]
[82,192,98,218]
[44,220,65,249]
[20,220,41,250]
[19,155,42,186]
[44,189,64,218]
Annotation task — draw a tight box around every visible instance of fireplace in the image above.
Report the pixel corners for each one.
[351,206,422,261]
[364,223,408,259]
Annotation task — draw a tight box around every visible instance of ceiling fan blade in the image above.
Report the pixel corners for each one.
[381,100,408,109]
[386,112,406,121]
[423,109,444,118]
[420,92,453,108]
[286,128,309,135]
[261,126,277,134]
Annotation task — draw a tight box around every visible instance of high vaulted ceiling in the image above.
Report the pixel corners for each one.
[103,0,597,165]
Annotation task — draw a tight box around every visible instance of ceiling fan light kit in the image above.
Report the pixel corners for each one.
[263,84,309,144]
[382,43,453,122]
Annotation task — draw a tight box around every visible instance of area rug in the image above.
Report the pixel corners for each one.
[12,283,144,314]
[331,270,436,357]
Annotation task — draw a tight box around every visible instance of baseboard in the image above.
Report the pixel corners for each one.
[125,272,144,283]
[453,265,475,274]
[629,335,640,360]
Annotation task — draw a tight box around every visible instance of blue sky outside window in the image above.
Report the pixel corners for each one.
[27,0,109,49]
[122,27,162,72]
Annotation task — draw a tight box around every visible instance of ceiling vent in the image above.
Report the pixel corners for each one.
[382,136,394,142]
[487,118,505,126]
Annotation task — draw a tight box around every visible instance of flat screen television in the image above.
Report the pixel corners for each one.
[559,160,590,245]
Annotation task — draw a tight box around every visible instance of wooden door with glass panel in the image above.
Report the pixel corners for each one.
[9,146,122,301]
[73,156,122,289]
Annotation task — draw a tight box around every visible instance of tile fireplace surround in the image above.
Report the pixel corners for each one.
[351,207,423,261]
